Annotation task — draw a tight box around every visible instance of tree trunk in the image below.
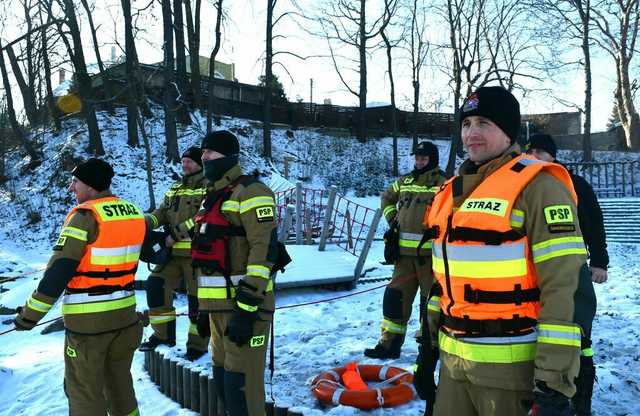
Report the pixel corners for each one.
[162,0,179,162]
[80,0,115,114]
[357,0,367,143]
[446,91,462,176]
[581,5,592,161]
[62,0,104,155]
[412,79,419,148]
[5,45,39,126]
[174,0,192,124]
[207,0,223,133]
[136,110,156,210]
[382,30,398,177]
[618,57,640,149]
[0,47,40,162]
[263,0,274,160]
[121,0,139,146]
[40,24,61,132]
[185,0,202,110]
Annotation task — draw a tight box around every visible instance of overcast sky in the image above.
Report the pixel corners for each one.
[1,0,629,132]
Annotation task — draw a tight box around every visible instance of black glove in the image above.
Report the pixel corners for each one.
[530,381,572,416]
[224,309,256,347]
[196,312,211,338]
[413,343,438,416]
[13,307,35,331]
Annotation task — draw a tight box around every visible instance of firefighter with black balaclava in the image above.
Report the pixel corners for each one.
[364,141,446,359]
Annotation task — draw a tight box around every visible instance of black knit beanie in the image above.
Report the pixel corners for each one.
[71,158,114,191]
[201,130,240,156]
[411,141,439,171]
[181,146,203,167]
[527,133,558,159]
[460,86,521,143]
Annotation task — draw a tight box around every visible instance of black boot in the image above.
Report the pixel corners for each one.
[139,335,176,351]
[573,355,596,416]
[364,337,402,359]
[185,347,207,361]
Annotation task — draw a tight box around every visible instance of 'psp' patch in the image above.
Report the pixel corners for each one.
[256,206,274,223]
[250,335,265,348]
[544,205,574,224]
[53,236,67,251]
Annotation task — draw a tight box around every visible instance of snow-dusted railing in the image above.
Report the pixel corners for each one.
[565,161,639,198]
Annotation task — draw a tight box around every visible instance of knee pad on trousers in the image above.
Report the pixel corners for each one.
[224,371,249,416]
[383,288,403,320]
[187,294,199,323]
[146,276,165,308]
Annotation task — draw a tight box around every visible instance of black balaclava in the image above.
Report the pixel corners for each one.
[201,130,240,183]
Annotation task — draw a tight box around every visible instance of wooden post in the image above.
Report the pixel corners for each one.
[295,182,303,245]
[318,186,338,251]
[345,210,353,249]
[354,208,383,282]
[183,365,191,409]
[199,373,208,415]
[304,208,313,245]
[265,400,275,416]
[162,356,170,393]
[154,351,161,385]
[274,405,288,416]
[148,351,154,383]
[170,360,178,401]
[191,370,200,411]
[176,363,184,407]
[144,350,150,372]
[208,376,217,416]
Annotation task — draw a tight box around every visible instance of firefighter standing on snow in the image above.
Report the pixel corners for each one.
[414,86,587,416]
[193,130,278,416]
[14,158,145,416]
[139,146,209,361]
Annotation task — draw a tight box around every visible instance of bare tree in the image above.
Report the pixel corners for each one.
[592,0,640,150]
[381,0,400,176]
[184,0,202,109]
[121,0,139,146]
[161,0,179,161]
[206,0,223,133]
[5,45,40,126]
[174,0,192,124]
[317,0,395,142]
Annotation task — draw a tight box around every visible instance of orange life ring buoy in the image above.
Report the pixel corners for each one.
[311,364,415,410]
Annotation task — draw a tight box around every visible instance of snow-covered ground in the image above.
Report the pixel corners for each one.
[1,109,639,415]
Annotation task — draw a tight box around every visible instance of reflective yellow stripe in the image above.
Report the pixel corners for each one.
[381,319,407,334]
[60,226,88,242]
[61,295,136,314]
[246,264,271,279]
[148,214,159,229]
[432,256,527,278]
[189,323,199,335]
[427,296,441,313]
[198,287,236,299]
[383,205,397,217]
[166,189,206,197]
[399,185,439,193]
[149,311,176,325]
[28,296,53,313]
[439,331,537,363]
[126,408,140,416]
[173,241,191,250]
[392,181,399,192]
[239,196,276,214]
[90,245,141,266]
[582,347,594,357]
[221,200,240,212]
[237,301,258,313]
[509,209,524,228]
[399,239,432,249]
[532,237,586,263]
[537,323,582,347]
[183,218,195,230]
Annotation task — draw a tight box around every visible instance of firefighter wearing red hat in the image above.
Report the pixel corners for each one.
[194,130,279,416]
[14,158,145,416]
[140,146,209,361]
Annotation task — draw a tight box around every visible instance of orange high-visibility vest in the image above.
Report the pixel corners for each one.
[424,155,577,336]
[66,197,145,291]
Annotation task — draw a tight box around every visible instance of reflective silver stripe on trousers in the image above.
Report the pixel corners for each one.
[63,290,135,305]
[198,275,244,287]
[432,242,525,261]
[459,330,538,345]
[399,232,423,241]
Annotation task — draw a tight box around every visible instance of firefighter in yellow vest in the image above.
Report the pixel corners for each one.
[139,146,209,361]
[14,158,145,416]
[194,131,278,416]
[414,87,587,416]
[364,141,446,359]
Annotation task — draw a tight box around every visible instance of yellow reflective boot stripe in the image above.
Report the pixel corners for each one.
[28,296,53,313]
[427,296,441,313]
[438,331,537,363]
[189,323,199,335]
[381,319,407,335]
[198,287,236,299]
[237,301,258,313]
[582,347,594,357]
[537,323,582,347]
[239,197,276,214]
[125,408,140,416]
[246,265,271,279]
[173,241,191,250]
[61,295,136,314]
[149,311,177,325]
[532,237,586,263]
[60,226,88,242]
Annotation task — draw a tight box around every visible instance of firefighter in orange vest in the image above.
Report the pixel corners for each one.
[14,158,145,416]
[414,87,587,416]
[194,131,278,416]
[139,146,209,361]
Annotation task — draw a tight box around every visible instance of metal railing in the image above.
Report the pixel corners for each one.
[565,161,638,198]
